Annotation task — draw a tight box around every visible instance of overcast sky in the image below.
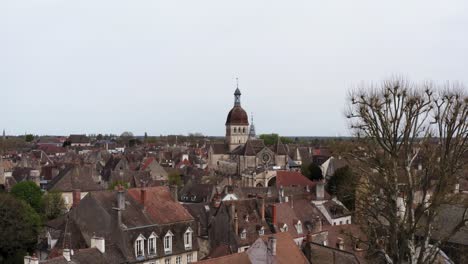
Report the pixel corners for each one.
[1,0,467,136]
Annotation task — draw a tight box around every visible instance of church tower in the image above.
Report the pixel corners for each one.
[225,84,249,151]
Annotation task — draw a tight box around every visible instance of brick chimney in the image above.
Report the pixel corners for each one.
[271,204,277,226]
[140,189,147,206]
[72,189,81,208]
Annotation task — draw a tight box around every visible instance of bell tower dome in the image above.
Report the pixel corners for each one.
[225,81,249,151]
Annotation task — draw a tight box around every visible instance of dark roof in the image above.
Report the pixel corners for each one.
[225,106,249,125]
[322,200,352,219]
[210,143,228,155]
[68,135,90,144]
[47,165,104,192]
[231,139,266,156]
[305,242,361,264]
[271,139,288,155]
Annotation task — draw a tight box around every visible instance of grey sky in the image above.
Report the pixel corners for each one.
[1,0,467,136]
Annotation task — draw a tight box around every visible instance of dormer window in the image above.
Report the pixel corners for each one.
[184,227,193,250]
[258,226,265,236]
[164,231,174,254]
[135,234,146,258]
[280,224,288,232]
[148,232,158,256]
[240,229,247,239]
[296,221,303,234]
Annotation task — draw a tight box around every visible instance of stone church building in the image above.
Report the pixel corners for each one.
[208,86,288,187]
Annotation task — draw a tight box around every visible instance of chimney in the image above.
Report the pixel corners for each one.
[271,204,277,226]
[260,198,265,221]
[63,248,71,261]
[314,216,322,233]
[234,212,239,235]
[24,254,39,264]
[337,237,345,250]
[117,186,125,210]
[268,237,277,256]
[290,195,294,208]
[91,236,105,253]
[140,189,147,206]
[169,185,178,202]
[454,183,460,193]
[72,189,81,208]
[316,181,325,200]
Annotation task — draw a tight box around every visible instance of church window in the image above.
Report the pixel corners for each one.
[243,127,246,133]
[234,127,237,133]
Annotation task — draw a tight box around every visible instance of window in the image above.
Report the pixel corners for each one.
[176,256,182,264]
[164,258,171,264]
[234,127,237,133]
[187,253,193,263]
[258,227,264,236]
[148,232,157,255]
[243,127,246,133]
[296,222,303,234]
[135,234,146,258]
[184,227,193,250]
[240,229,247,239]
[280,224,288,232]
[164,231,174,254]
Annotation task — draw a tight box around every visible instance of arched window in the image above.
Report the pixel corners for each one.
[243,127,246,133]
[234,127,237,133]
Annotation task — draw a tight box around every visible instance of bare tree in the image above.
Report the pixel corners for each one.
[345,78,468,264]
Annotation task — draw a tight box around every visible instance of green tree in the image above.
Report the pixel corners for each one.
[10,181,43,213]
[259,133,293,145]
[326,165,356,210]
[301,162,323,181]
[96,134,103,140]
[168,171,182,186]
[41,191,65,220]
[108,181,130,190]
[0,193,41,263]
[24,134,34,142]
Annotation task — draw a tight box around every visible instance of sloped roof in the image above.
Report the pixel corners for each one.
[127,186,194,224]
[276,170,316,188]
[195,252,251,264]
[47,165,104,192]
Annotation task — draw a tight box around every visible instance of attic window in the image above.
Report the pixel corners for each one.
[280,224,288,232]
[148,232,157,256]
[296,221,303,234]
[240,229,247,239]
[258,226,265,236]
[164,231,174,254]
[135,234,146,258]
[184,227,193,250]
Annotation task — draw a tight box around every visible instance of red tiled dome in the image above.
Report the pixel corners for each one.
[225,106,249,125]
